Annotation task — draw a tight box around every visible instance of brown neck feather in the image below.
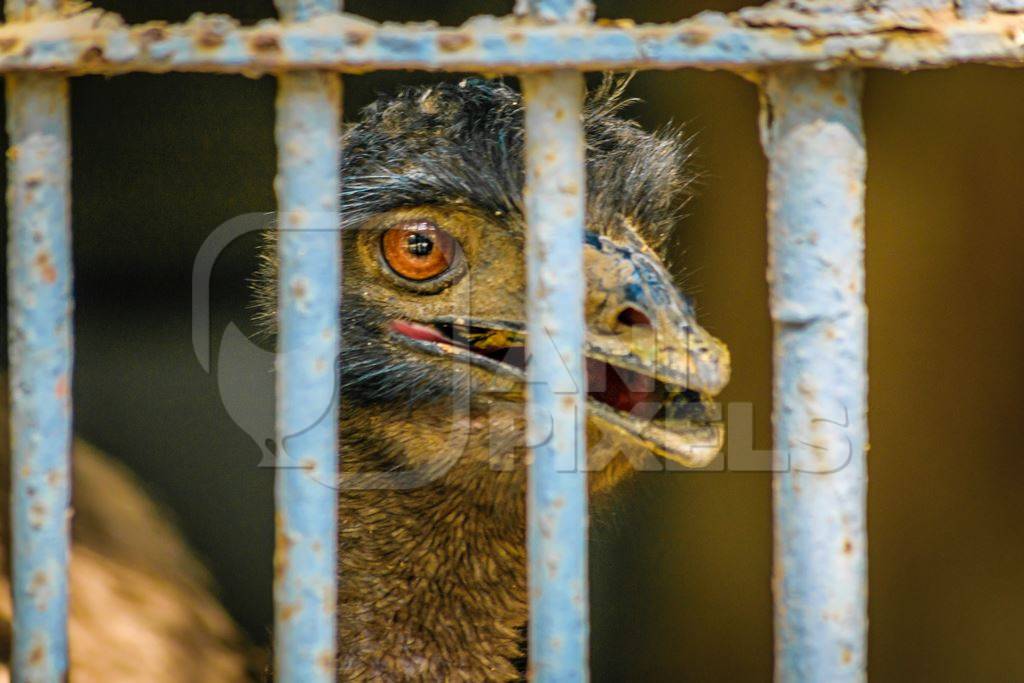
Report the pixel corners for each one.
[336,402,530,682]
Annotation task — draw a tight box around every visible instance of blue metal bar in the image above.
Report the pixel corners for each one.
[761,68,868,683]
[0,8,1021,75]
[516,0,593,23]
[272,1,341,681]
[5,3,72,682]
[522,70,589,682]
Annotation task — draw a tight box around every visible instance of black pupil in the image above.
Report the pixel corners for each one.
[406,233,434,257]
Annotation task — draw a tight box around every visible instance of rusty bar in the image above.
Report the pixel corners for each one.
[0,7,1023,75]
[272,0,341,682]
[761,68,868,683]
[522,71,589,683]
[515,0,593,23]
[5,0,72,680]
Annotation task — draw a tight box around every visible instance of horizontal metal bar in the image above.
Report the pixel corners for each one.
[761,68,868,682]
[272,1,342,681]
[2,6,1024,74]
[514,0,594,23]
[522,70,589,683]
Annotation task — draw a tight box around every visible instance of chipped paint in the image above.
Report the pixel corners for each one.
[6,3,72,682]
[272,2,341,683]
[0,5,1021,74]
[522,68,589,682]
[761,68,868,683]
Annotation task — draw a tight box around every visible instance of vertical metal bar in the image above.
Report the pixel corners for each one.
[5,0,72,680]
[522,70,589,683]
[272,1,341,681]
[522,7,593,683]
[761,68,868,683]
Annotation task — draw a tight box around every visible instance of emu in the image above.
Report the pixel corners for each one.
[0,79,729,682]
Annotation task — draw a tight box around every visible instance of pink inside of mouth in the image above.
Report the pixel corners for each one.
[390,320,453,345]
[586,358,656,413]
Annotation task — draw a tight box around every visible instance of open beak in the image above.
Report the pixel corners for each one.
[389,232,731,468]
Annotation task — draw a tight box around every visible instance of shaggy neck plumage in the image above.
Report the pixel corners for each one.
[336,428,529,681]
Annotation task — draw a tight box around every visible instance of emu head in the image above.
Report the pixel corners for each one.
[255,78,730,500]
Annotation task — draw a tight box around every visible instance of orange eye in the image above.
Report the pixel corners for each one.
[381,220,458,281]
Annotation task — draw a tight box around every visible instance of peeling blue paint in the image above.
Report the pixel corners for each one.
[522,69,589,683]
[761,68,868,683]
[272,2,342,682]
[6,4,73,683]
[0,7,1021,75]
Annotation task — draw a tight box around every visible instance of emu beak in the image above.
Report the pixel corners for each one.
[579,232,730,468]
[389,232,730,468]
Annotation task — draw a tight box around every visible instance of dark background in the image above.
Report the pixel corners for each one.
[4,0,1023,680]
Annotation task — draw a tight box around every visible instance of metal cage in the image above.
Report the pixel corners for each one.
[6,0,1015,680]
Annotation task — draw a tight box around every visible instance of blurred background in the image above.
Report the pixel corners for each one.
[2,0,1021,680]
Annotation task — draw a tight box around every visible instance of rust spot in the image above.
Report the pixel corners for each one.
[54,374,68,400]
[841,647,853,664]
[678,29,711,46]
[437,32,472,52]
[29,642,44,666]
[508,31,525,43]
[250,33,280,52]
[29,500,47,528]
[273,513,293,580]
[81,46,105,63]
[0,38,19,53]
[290,280,307,300]
[279,602,299,621]
[198,29,225,48]
[34,251,57,284]
[817,71,839,90]
[539,515,552,539]
[833,91,848,107]
[29,570,48,595]
[139,26,168,43]
[318,650,335,674]
[842,538,854,555]
[344,30,370,46]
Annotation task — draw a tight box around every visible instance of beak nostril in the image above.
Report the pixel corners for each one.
[615,306,652,330]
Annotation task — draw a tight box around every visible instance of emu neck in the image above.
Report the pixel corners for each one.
[337,478,528,681]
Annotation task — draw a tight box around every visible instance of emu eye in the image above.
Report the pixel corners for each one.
[381,220,459,281]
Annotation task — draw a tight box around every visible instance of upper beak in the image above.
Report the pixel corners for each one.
[583,232,730,397]
[580,232,731,467]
